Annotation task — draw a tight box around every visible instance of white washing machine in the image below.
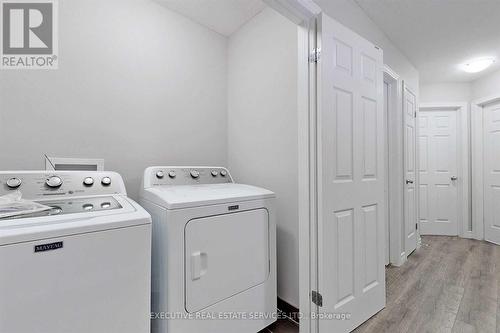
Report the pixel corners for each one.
[140,166,277,333]
[0,171,151,333]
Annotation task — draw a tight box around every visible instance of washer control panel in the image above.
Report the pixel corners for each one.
[144,166,233,187]
[0,171,126,200]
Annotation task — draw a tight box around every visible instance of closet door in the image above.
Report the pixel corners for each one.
[317,13,385,332]
[483,102,500,244]
[419,110,459,236]
[403,85,418,254]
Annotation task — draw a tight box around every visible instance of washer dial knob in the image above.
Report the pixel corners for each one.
[82,203,94,211]
[190,170,200,179]
[6,177,21,189]
[156,171,164,179]
[168,171,176,178]
[101,177,112,186]
[220,170,227,177]
[211,170,218,177]
[46,176,63,188]
[83,177,94,186]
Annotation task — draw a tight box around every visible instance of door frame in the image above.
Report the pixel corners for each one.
[262,1,321,333]
[383,66,406,266]
[419,102,471,238]
[471,94,500,241]
[296,10,320,333]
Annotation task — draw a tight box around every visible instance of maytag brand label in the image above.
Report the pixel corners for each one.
[34,241,63,253]
[228,205,239,211]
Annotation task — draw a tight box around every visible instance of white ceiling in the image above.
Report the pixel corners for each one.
[355,0,500,83]
[155,0,266,36]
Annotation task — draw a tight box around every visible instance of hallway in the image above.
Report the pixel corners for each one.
[355,236,500,332]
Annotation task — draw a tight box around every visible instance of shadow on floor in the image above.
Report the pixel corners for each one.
[259,319,299,333]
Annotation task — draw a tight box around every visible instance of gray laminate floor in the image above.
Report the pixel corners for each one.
[261,235,500,333]
[354,235,500,333]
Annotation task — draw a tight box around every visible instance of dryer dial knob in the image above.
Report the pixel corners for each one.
[101,177,112,186]
[220,170,227,177]
[46,176,63,188]
[156,171,164,179]
[211,171,218,177]
[6,177,21,189]
[190,170,200,179]
[83,177,94,186]
[168,171,176,178]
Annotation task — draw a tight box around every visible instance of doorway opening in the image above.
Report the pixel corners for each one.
[384,67,407,267]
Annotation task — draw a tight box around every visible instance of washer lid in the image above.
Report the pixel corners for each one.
[0,196,122,220]
[142,183,275,209]
[0,195,151,246]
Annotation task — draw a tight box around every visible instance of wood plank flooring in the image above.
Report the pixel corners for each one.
[354,235,500,333]
[261,236,500,333]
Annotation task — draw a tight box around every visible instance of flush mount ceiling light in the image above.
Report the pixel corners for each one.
[461,57,496,73]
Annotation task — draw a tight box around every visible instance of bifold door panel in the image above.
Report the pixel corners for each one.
[184,209,269,313]
[419,111,458,236]
[318,13,386,333]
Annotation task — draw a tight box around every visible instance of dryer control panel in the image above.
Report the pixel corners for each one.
[144,166,233,187]
[0,171,127,200]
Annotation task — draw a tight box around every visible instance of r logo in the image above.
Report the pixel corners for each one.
[1,0,58,69]
[3,2,52,54]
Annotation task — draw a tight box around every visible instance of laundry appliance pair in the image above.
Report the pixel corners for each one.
[0,166,276,333]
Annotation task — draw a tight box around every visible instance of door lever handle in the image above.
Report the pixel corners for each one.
[406,179,414,184]
[451,176,458,181]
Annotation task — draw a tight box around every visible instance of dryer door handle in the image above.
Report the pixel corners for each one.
[191,251,208,281]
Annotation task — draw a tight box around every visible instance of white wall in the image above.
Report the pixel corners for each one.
[420,83,471,103]
[418,68,500,102]
[472,68,500,100]
[0,0,228,200]
[420,67,500,103]
[227,8,299,307]
[313,0,419,92]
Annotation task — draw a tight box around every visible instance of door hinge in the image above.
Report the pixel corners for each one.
[414,111,417,118]
[309,48,321,63]
[416,222,418,230]
[311,290,323,307]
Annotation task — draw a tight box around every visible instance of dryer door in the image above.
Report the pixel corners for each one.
[185,208,269,313]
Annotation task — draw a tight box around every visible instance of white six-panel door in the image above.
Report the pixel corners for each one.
[483,102,500,244]
[403,86,417,254]
[318,13,385,332]
[419,111,459,236]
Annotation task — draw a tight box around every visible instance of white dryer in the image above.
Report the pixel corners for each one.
[0,171,151,333]
[140,166,277,333]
